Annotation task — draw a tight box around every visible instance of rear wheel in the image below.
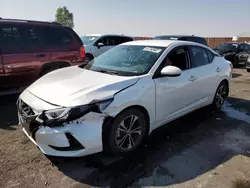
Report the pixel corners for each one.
[247,69,250,72]
[104,108,147,156]
[211,81,228,110]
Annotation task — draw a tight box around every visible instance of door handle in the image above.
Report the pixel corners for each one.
[216,67,221,72]
[188,76,196,81]
[36,53,46,58]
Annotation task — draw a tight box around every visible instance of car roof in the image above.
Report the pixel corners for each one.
[0,18,62,26]
[122,39,205,47]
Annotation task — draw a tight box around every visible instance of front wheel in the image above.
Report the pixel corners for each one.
[211,81,228,110]
[104,108,147,156]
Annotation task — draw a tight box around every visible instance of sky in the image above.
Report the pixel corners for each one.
[1,0,250,37]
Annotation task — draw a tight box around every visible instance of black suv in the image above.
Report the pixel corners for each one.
[214,42,250,67]
[152,35,208,46]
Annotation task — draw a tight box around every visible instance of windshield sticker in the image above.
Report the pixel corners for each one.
[143,47,162,53]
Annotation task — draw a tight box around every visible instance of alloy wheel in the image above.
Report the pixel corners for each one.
[115,115,143,151]
[215,85,227,108]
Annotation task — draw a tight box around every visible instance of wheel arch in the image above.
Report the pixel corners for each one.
[102,104,150,153]
[220,78,229,96]
[105,105,150,134]
[40,61,71,76]
[85,53,94,58]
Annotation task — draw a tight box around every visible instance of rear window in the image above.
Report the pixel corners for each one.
[37,26,73,46]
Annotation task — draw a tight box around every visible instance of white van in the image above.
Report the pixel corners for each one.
[81,34,134,62]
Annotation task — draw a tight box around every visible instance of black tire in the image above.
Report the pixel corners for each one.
[211,81,228,110]
[247,69,250,73]
[104,108,147,156]
[85,54,94,63]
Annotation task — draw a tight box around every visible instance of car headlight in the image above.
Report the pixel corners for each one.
[247,56,250,63]
[36,98,113,126]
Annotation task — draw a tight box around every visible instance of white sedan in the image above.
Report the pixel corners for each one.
[17,40,232,157]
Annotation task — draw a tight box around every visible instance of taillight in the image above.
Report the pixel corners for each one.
[80,46,86,59]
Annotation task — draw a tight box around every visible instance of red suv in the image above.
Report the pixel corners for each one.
[0,18,85,95]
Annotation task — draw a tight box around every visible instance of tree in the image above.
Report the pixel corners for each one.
[55,6,74,28]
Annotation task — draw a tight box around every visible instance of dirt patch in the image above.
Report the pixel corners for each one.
[0,127,80,188]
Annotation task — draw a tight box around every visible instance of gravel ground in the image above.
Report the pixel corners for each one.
[1,68,250,188]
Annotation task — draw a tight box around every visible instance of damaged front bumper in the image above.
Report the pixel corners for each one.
[17,95,107,157]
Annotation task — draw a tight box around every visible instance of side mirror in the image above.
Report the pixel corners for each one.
[97,42,104,48]
[161,66,182,77]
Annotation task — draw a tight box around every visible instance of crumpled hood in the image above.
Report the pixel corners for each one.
[27,66,139,107]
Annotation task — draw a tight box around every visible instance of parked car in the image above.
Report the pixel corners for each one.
[81,34,134,62]
[246,56,250,72]
[214,42,250,67]
[152,35,208,46]
[0,18,85,95]
[17,40,232,157]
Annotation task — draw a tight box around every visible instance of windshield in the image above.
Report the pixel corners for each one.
[216,43,238,53]
[80,45,165,76]
[81,36,99,45]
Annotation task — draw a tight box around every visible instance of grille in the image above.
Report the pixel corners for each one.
[18,100,35,116]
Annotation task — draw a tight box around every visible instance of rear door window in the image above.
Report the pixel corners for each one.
[107,36,133,46]
[37,26,72,46]
[190,46,210,68]
[206,49,214,62]
[115,36,133,45]
[107,36,117,46]
[0,24,45,53]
